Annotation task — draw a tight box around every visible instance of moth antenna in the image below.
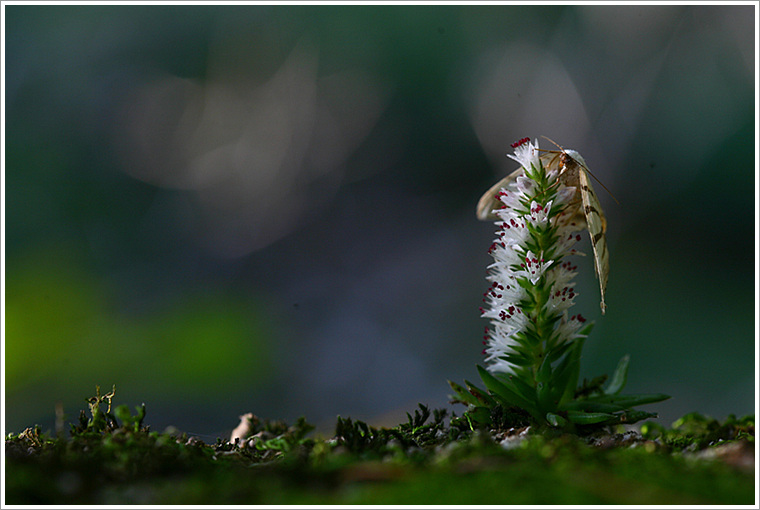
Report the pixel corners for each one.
[541,135,564,151]
[577,161,620,205]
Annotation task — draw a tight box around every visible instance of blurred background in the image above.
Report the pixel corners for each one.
[3,4,756,438]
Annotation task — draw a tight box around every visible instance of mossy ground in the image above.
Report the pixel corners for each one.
[4,396,755,505]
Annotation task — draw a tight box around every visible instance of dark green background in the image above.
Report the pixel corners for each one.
[4,4,756,437]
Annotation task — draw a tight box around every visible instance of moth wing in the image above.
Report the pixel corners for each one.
[579,167,609,314]
[478,151,564,221]
[565,208,588,230]
[539,151,562,172]
[476,167,523,221]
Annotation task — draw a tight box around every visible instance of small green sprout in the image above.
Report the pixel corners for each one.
[70,385,147,435]
[83,384,117,433]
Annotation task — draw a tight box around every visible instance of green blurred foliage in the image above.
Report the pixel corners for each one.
[5,243,271,399]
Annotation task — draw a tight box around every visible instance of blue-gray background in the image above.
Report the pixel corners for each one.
[4,4,756,437]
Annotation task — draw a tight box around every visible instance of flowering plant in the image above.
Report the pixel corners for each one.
[450,138,669,431]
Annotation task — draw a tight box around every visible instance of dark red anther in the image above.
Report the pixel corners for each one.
[510,137,530,148]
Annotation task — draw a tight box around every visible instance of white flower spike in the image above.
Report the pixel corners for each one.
[480,137,589,375]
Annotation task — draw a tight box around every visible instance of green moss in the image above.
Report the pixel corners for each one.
[641,412,754,450]
[4,390,755,505]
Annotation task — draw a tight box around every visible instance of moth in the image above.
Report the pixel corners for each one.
[476,140,610,314]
